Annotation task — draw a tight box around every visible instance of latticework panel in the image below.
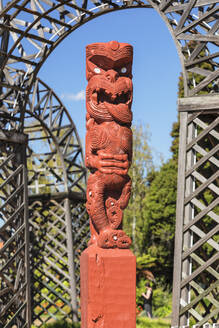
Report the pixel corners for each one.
[71,202,89,297]
[172,324,219,328]
[172,104,219,327]
[29,198,75,325]
[0,75,88,325]
[22,77,88,324]
[29,197,89,326]
[24,77,86,195]
[0,135,31,327]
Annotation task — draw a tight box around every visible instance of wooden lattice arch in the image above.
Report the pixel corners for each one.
[0,0,218,326]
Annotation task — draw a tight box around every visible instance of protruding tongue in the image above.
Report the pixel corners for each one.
[105,102,132,124]
[87,101,112,122]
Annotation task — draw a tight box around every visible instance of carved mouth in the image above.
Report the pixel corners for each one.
[91,88,131,106]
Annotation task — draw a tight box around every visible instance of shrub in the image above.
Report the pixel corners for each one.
[41,320,80,328]
[152,287,172,318]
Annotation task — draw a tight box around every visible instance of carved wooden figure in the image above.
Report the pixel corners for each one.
[85,40,133,249]
[81,42,136,328]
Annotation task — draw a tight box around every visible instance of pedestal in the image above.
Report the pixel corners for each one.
[80,245,136,328]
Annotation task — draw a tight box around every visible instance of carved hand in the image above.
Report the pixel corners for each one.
[97,151,129,175]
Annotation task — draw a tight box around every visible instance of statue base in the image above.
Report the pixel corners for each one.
[80,245,136,328]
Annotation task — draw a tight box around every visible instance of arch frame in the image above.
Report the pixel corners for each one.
[0,76,88,326]
[0,0,218,326]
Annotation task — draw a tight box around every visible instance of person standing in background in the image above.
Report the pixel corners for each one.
[142,283,153,318]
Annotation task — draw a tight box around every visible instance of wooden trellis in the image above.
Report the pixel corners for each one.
[0,134,31,327]
[0,77,88,327]
[172,96,219,327]
[0,0,218,326]
[28,198,88,325]
[25,77,87,326]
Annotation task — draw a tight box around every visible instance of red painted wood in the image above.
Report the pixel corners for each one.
[81,41,136,328]
[80,245,136,328]
[85,41,133,249]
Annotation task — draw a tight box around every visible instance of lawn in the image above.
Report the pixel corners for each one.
[137,317,171,328]
[32,317,171,328]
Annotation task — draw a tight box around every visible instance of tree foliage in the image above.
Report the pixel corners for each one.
[123,120,179,312]
[123,124,154,254]
[143,159,177,285]
[124,118,179,286]
[132,42,218,313]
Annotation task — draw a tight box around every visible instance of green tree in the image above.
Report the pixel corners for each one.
[143,158,177,285]
[123,124,155,254]
[132,95,180,286]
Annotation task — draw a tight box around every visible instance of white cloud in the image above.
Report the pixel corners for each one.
[61,90,85,101]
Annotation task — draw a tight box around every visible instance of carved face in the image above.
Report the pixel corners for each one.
[86,41,133,124]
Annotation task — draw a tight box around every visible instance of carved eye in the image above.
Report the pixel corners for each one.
[94,67,101,74]
[121,67,127,73]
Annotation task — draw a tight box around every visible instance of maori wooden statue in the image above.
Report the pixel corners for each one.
[80,41,136,328]
[85,40,133,249]
[1,0,218,323]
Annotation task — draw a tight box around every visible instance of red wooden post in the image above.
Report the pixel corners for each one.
[80,40,136,328]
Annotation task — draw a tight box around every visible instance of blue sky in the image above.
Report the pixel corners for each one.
[39,8,182,164]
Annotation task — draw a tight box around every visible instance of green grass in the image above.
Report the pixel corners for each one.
[39,321,80,328]
[137,317,171,328]
[32,317,171,328]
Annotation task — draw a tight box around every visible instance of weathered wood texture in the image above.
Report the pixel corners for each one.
[172,110,219,327]
[29,197,88,325]
[25,78,87,326]
[0,78,88,327]
[0,140,31,327]
[80,246,136,328]
[172,324,219,328]
[0,0,219,325]
[179,95,219,112]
